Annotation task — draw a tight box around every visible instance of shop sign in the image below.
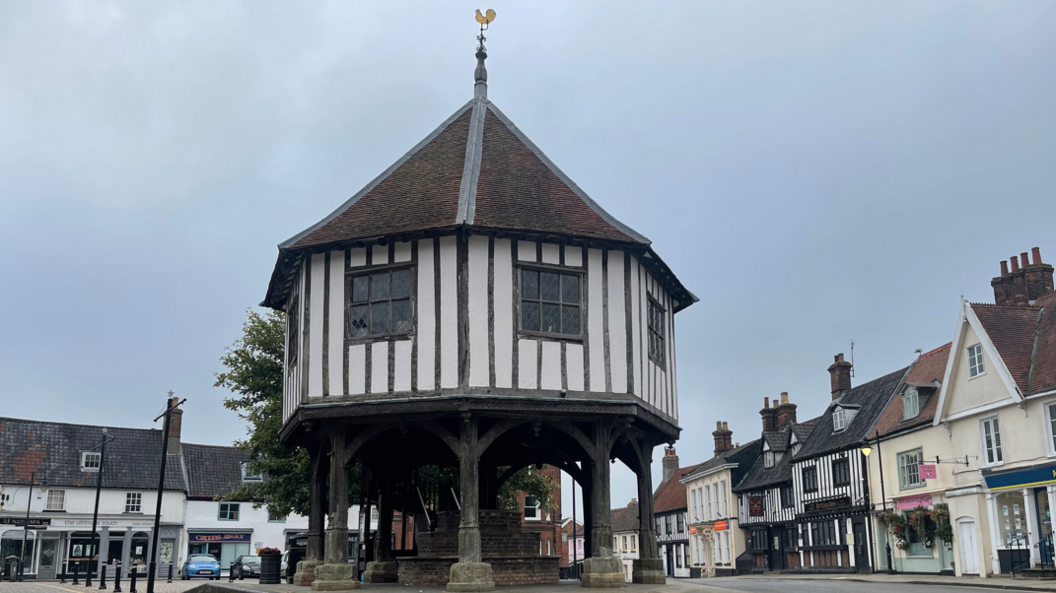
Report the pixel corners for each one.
[0,517,51,529]
[804,496,850,514]
[689,526,696,534]
[918,465,937,480]
[714,520,728,531]
[58,518,156,528]
[748,497,764,517]
[896,493,932,510]
[188,532,252,543]
[985,463,1056,492]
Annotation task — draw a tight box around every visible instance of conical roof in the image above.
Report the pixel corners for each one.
[282,96,648,250]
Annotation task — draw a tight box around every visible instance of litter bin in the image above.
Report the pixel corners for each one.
[6,556,20,582]
[259,550,281,585]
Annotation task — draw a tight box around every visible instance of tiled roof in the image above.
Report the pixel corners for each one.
[792,366,910,461]
[0,417,185,491]
[873,344,951,437]
[611,500,640,533]
[732,424,798,493]
[261,96,697,311]
[182,443,249,500]
[653,465,699,514]
[970,297,1056,396]
[682,440,761,483]
[561,519,584,537]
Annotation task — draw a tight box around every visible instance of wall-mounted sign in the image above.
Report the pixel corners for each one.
[713,520,728,531]
[748,497,764,517]
[918,465,937,480]
[0,517,51,529]
[689,526,697,534]
[188,532,252,543]
[804,497,850,514]
[985,464,1056,492]
[896,493,932,510]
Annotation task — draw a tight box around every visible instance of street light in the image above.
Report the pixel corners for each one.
[147,395,185,593]
[861,433,894,574]
[86,428,115,587]
[17,473,42,582]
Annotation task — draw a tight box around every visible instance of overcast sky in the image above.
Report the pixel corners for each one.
[3,1,1055,517]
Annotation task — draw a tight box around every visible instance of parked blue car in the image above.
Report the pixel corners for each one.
[181,554,222,580]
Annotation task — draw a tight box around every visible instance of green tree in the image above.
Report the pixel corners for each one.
[215,309,311,517]
[497,466,556,514]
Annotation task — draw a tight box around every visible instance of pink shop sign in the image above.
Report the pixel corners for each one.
[896,493,933,510]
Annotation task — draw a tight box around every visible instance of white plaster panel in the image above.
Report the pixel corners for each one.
[440,236,458,389]
[349,344,366,395]
[630,258,642,398]
[608,252,627,393]
[541,341,562,390]
[308,253,325,398]
[564,245,583,267]
[587,249,605,392]
[468,235,490,387]
[328,250,345,395]
[541,243,560,265]
[493,239,513,388]
[371,244,389,266]
[394,241,411,263]
[566,344,585,392]
[349,247,367,268]
[394,340,412,392]
[417,240,436,390]
[371,342,388,394]
[518,339,538,389]
[517,241,537,262]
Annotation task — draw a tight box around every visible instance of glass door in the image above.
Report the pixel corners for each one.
[38,537,58,579]
[1036,489,1053,565]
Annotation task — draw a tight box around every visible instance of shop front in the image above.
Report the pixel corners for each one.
[983,463,1056,573]
[187,531,253,570]
[883,492,954,575]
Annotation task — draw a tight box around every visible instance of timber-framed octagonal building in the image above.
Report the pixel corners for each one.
[262,47,695,591]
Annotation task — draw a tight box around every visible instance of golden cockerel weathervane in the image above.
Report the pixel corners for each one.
[474,9,496,51]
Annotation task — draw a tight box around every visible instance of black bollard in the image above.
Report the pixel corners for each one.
[85,563,93,588]
[166,564,172,584]
[229,562,235,582]
[113,569,122,593]
[99,565,108,590]
[61,568,68,584]
[128,569,137,593]
[73,564,81,585]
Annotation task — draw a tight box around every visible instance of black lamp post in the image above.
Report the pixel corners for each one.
[86,428,114,587]
[862,432,894,574]
[17,473,39,581]
[147,395,184,593]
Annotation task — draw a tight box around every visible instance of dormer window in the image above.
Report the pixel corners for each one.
[764,451,775,469]
[902,387,919,420]
[348,268,413,338]
[241,462,262,482]
[81,451,101,472]
[833,407,847,432]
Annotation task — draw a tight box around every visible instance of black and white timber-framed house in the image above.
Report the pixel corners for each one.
[261,36,696,592]
[733,394,816,573]
[787,354,911,574]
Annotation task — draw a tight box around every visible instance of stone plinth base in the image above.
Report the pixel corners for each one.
[446,562,495,592]
[294,560,323,586]
[363,561,399,583]
[631,559,665,584]
[580,557,625,589]
[311,563,360,591]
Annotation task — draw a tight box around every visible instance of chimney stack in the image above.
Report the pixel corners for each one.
[775,392,798,427]
[713,421,734,456]
[828,353,853,400]
[662,447,679,482]
[167,396,183,453]
[760,397,776,431]
[992,247,1054,306]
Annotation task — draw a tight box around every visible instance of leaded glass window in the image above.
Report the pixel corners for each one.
[348,268,412,338]
[520,268,581,336]
[648,297,666,366]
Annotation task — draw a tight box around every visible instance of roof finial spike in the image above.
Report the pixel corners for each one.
[473,9,496,98]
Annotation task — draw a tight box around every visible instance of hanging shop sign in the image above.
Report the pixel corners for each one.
[918,464,937,480]
[188,532,252,543]
[713,520,728,531]
[748,497,765,517]
[804,496,850,514]
[896,493,933,510]
[0,517,51,529]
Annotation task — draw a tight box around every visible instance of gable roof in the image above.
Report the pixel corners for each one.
[793,366,910,461]
[261,96,696,311]
[0,417,185,491]
[970,300,1056,396]
[682,439,762,484]
[874,344,951,437]
[653,465,700,514]
[611,500,640,533]
[182,443,249,500]
[733,422,817,493]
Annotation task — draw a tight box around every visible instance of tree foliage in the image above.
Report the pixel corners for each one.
[216,309,311,517]
[497,466,556,513]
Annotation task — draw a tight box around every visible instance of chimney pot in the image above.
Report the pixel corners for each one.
[780,392,789,405]
[722,421,728,430]
[764,397,769,408]
[1033,247,1043,265]
[1022,252,1031,268]
[716,420,722,430]
[662,449,679,482]
[1012,256,1020,272]
[1001,260,1009,276]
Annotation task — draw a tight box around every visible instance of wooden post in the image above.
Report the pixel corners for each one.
[363,482,398,583]
[446,413,494,592]
[311,426,359,591]
[632,443,664,584]
[581,421,625,588]
[294,441,328,586]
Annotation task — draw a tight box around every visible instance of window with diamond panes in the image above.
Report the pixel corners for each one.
[348,268,412,338]
[520,269,580,336]
[648,297,666,366]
